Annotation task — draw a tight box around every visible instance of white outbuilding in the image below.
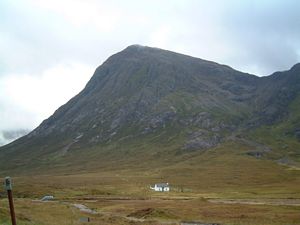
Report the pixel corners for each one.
[150,183,170,192]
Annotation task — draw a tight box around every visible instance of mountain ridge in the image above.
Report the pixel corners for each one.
[0,45,299,175]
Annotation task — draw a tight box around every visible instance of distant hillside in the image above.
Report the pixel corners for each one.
[0,45,299,175]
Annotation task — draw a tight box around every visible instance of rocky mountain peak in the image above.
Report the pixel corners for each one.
[0,46,299,174]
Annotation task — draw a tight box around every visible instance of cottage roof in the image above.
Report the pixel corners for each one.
[155,183,169,187]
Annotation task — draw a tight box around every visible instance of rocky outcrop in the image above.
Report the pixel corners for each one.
[183,130,221,151]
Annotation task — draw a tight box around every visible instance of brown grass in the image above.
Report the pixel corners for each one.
[1,142,300,224]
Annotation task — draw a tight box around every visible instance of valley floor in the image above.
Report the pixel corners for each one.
[1,140,300,224]
[1,171,300,225]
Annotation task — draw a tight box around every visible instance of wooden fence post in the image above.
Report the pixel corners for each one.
[4,177,17,225]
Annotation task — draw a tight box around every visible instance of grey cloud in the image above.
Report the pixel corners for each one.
[219,0,300,74]
[162,0,300,75]
[0,129,30,146]
[1,0,299,76]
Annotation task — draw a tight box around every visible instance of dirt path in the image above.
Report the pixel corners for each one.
[73,203,97,214]
[208,198,300,206]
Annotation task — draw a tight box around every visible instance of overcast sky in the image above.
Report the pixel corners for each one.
[0,0,300,140]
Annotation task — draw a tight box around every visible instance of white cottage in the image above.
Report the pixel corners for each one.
[150,183,170,192]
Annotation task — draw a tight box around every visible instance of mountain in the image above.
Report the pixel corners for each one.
[0,45,299,175]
